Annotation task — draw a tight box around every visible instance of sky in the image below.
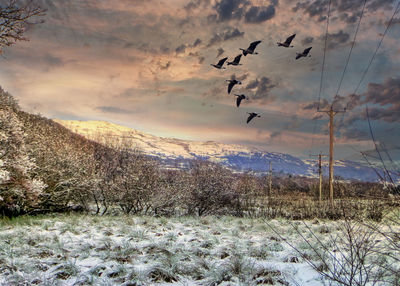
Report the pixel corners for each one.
[1,0,400,164]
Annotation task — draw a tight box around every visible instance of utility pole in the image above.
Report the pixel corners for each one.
[318,104,346,207]
[310,153,327,203]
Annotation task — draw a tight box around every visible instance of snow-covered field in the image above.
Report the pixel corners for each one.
[0,214,398,285]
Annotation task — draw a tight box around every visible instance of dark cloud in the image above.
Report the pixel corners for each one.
[96,106,132,114]
[175,44,187,54]
[159,61,171,70]
[223,28,244,40]
[386,17,400,26]
[318,77,400,125]
[208,34,222,47]
[188,51,205,64]
[124,42,134,48]
[301,36,314,45]
[202,85,224,98]
[192,38,202,47]
[292,0,327,22]
[363,77,400,107]
[331,94,347,110]
[207,27,244,47]
[292,0,395,23]
[216,47,225,57]
[327,30,350,49]
[160,46,170,54]
[245,76,276,100]
[269,131,281,141]
[119,88,139,98]
[184,0,211,11]
[341,127,369,140]
[214,0,248,21]
[213,0,277,23]
[268,114,298,142]
[245,5,275,23]
[312,113,324,120]
[356,77,400,123]
[367,0,395,11]
[302,98,329,110]
[43,54,64,69]
[345,93,362,110]
[340,12,359,24]
[230,73,248,81]
[365,107,399,123]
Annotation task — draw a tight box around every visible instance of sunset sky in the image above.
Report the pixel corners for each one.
[1,0,400,162]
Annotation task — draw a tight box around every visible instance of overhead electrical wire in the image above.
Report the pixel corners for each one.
[352,1,400,96]
[317,0,332,111]
[308,0,332,157]
[334,0,367,98]
[335,1,400,154]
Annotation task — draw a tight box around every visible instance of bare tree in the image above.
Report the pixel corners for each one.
[107,146,160,215]
[186,160,235,216]
[265,214,388,286]
[0,0,45,51]
[234,173,258,216]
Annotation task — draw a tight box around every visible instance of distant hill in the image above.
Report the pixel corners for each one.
[54,119,395,182]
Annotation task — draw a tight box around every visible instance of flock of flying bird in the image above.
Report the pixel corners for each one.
[210,33,312,124]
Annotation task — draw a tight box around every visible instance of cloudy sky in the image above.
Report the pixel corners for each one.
[1,0,400,163]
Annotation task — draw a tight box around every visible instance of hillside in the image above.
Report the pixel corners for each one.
[54,119,390,182]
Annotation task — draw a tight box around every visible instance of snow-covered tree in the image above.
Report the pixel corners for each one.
[0,88,45,215]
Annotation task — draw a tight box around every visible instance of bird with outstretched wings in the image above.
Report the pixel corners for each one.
[246,112,260,124]
[234,94,246,107]
[211,57,228,69]
[278,34,296,47]
[227,54,242,66]
[240,40,261,56]
[226,79,241,94]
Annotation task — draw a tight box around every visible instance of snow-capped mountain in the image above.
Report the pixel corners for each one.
[54,119,392,182]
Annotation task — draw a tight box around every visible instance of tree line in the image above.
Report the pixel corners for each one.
[1,87,397,218]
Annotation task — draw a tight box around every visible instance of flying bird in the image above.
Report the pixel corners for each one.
[277,34,296,48]
[227,54,242,66]
[210,57,228,69]
[246,112,260,124]
[240,40,261,56]
[295,47,312,60]
[234,94,247,107]
[226,79,242,94]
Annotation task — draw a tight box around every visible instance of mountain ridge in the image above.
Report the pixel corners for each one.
[53,119,392,182]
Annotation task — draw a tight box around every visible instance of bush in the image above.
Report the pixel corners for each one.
[185,160,235,216]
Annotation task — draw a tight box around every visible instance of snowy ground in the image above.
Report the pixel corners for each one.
[0,214,398,285]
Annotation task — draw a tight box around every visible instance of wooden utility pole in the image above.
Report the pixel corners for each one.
[310,153,327,203]
[318,104,346,207]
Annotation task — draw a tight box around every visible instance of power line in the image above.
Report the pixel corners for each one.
[317,0,332,110]
[352,1,400,95]
[336,1,400,144]
[309,0,332,157]
[335,0,367,97]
